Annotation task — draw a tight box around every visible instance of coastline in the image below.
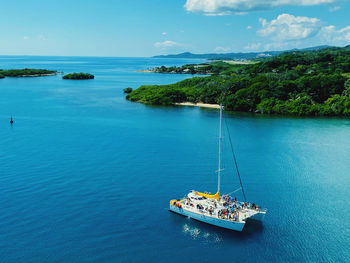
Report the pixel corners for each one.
[135,70,154,73]
[11,73,58,77]
[135,69,210,75]
[175,102,220,109]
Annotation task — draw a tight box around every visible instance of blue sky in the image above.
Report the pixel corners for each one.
[0,0,349,56]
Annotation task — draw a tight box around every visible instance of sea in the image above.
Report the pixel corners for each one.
[0,56,349,263]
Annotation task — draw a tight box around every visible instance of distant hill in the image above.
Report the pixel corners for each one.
[153,45,333,60]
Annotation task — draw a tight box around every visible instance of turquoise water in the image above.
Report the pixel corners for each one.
[0,56,349,262]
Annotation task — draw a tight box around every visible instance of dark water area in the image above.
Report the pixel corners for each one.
[0,56,349,262]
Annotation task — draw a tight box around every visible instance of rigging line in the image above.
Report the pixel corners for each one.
[224,117,247,202]
[227,187,242,196]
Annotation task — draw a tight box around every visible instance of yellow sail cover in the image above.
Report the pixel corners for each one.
[194,191,220,200]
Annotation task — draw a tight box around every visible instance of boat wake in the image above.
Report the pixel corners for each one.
[182,224,223,243]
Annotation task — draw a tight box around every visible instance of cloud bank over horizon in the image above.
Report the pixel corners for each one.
[179,0,349,53]
[248,13,350,51]
[184,0,338,15]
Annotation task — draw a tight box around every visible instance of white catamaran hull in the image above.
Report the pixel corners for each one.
[169,205,245,232]
[249,211,266,221]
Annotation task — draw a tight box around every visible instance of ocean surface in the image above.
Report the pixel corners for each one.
[0,56,349,263]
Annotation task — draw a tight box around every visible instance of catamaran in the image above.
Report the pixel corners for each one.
[169,105,266,232]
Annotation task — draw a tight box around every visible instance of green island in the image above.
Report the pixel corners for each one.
[62,73,94,80]
[123,87,133,93]
[0,68,57,78]
[127,46,350,116]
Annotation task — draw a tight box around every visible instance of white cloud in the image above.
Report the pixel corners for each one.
[39,35,47,41]
[247,25,252,29]
[258,14,321,41]
[319,25,350,45]
[162,32,167,35]
[263,42,290,50]
[254,13,350,50]
[329,5,340,11]
[23,36,29,40]
[233,11,248,16]
[184,0,337,15]
[244,43,261,50]
[154,40,181,49]
[214,46,232,53]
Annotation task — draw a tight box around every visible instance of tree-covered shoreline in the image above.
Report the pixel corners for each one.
[0,68,57,78]
[127,46,350,116]
[151,61,250,75]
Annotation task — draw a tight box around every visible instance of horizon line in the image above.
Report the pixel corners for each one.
[0,44,346,59]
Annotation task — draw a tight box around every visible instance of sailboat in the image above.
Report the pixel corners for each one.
[169,105,266,231]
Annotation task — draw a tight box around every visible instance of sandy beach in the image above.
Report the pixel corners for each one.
[135,70,154,73]
[175,102,220,109]
[12,73,60,77]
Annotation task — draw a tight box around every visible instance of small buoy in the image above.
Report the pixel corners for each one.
[10,116,14,124]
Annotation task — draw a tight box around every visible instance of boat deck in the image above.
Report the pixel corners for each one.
[172,195,266,224]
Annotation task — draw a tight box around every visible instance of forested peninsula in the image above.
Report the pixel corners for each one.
[0,69,57,78]
[127,46,350,116]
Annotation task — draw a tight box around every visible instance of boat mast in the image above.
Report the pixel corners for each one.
[217,104,222,194]
[225,117,247,202]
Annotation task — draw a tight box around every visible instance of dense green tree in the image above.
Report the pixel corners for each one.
[127,46,350,116]
[63,73,94,79]
[123,87,133,93]
[0,69,57,78]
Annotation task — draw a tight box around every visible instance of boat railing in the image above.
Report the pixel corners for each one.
[181,204,242,222]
